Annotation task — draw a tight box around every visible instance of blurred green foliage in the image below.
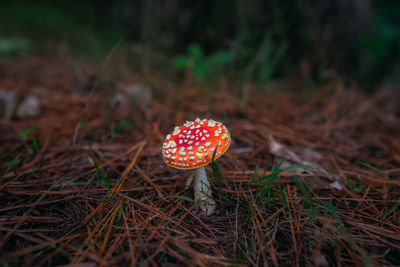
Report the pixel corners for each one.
[0,37,31,63]
[0,0,398,89]
[113,119,134,135]
[0,0,122,59]
[360,2,400,88]
[172,44,232,81]
[242,35,288,85]
[172,37,288,84]
[0,38,31,56]
[19,128,33,141]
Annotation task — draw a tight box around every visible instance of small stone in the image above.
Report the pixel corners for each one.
[110,92,127,108]
[16,95,40,119]
[125,84,153,103]
[111,84,153,110]
[0,91,17,121]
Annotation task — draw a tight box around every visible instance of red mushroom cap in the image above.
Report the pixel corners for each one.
[162,118,231,170]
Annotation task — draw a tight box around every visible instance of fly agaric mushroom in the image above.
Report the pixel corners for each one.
[162,118,231,215]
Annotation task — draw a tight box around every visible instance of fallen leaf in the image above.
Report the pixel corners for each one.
[268,134,342,190]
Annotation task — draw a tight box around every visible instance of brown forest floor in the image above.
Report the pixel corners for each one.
[0,56,400,266]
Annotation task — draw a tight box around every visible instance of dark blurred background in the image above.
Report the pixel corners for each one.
[0,0,399,91]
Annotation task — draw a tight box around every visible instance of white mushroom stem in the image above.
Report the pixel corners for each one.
[193,166,216,215]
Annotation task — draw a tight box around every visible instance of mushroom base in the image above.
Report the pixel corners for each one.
[194,166,216,215]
